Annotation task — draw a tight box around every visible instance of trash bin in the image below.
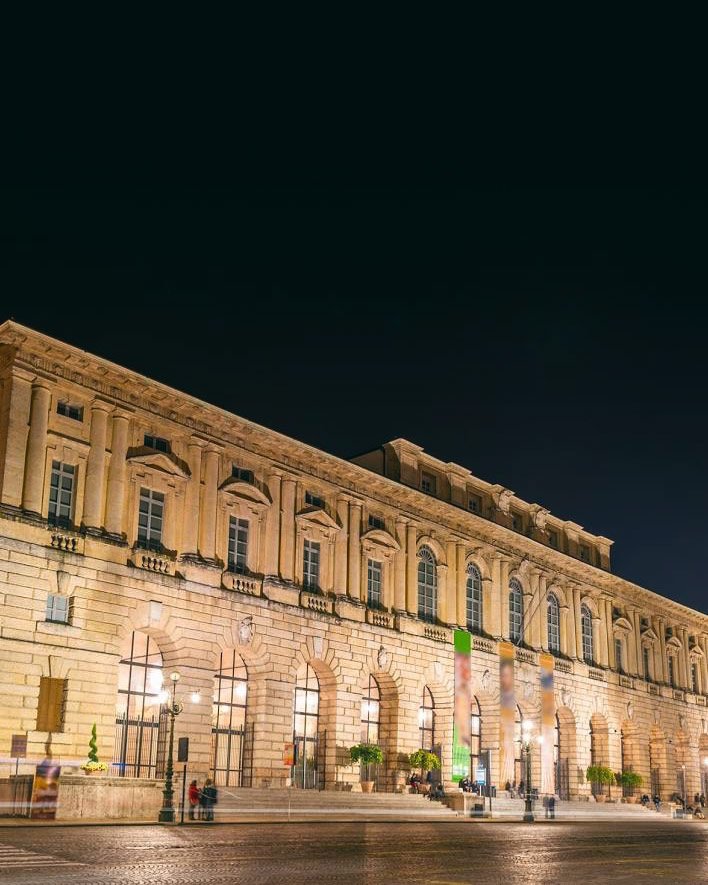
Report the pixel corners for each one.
[472,801,485,817]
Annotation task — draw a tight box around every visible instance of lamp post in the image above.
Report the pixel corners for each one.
[158,671,184,824]
[522,719,535,822]
[681,763,687,813]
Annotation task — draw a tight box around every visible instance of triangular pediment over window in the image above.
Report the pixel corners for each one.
[612,616,634,633]
[690,643,704,658]
[666,635,683,651]
[295,507,340,532]
[219,478,271,506]
[641,627,659,643]
[127,448,190,479]
[361,528,400,551]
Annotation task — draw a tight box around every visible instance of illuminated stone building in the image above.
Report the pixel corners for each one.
[1,320,707,805]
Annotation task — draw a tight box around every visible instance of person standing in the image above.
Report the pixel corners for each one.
[203,778,218,821]
[188,780,200,821]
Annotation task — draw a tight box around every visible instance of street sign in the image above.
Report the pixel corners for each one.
[11,734,27,758]
[475,766,487,785]
[177,737,189,762]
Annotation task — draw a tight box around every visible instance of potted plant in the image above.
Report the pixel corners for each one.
[409,749,441,794]
[80,723,108,776]
[350,743,384,792]
[586,765,614,801]
[619,770,643,802]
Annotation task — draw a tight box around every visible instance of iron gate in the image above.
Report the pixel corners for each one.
[113,707,167,778]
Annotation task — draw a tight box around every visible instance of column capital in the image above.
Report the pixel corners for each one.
[89,398,113,414]
[111,408,133,422]
[30,377,53,392]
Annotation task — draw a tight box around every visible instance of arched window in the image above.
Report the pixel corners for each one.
[360,674,380,745]
[509,579,524,643]
[212,650,248,786]
[470,696,481,774]
[418,686,435,751]
[581,605,594,664]
[466,564,483,634]
[547,593,560,653]
[115,631,164,778]
[417,546,437,623]
[293,663,321,789]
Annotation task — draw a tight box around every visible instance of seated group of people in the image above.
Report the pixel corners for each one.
[408,773,446,801]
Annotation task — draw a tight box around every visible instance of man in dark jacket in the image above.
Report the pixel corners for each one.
[202,778,218,821]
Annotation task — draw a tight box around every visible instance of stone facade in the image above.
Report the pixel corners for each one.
[1,320,707,803]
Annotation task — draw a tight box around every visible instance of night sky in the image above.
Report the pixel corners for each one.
[2,187,707,613]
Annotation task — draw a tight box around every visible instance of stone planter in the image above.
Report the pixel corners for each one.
[82,768,107,777]
[595,794,606,803]
[624,796,638,804]
[361,781,375,793]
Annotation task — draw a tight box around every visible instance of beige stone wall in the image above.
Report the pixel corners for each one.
[0,320,707,802]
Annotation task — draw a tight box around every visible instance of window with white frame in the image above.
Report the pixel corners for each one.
[46,593,70,624]
[417,546,437,623]
[547,593,560,653]
[466,564,483,634]
[509,579,524,643]
[227,517,249,573]
[303,539,321,591]
[137,488,164,550]
[48,461,76,527]
[367,559,383,609]
[581,604,594,664]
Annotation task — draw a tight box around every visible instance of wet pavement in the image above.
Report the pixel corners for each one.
[0,819,705,883]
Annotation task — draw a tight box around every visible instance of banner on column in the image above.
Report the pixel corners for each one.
[539,652,555,795]
[452,629,471,782]
[499,641,516,788]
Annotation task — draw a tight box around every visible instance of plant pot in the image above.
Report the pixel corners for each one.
[625,796,638,804]
[595,794,606,803]
[361,781,375,793]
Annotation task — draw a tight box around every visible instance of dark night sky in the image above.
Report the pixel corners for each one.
[2,187,707,613]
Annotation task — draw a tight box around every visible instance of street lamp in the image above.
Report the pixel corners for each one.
[158,671,184,824]
[521,719,535,823]
[681,763,687,813]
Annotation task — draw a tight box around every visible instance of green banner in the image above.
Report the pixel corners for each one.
[452,629,472,781]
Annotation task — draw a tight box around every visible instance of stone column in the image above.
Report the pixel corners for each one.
[0,370,33,507]
[624,609,638,675]
[533,572,544,649]
[631,609,643,676]
[181,439,204,557]
[82,401,111,531]
[700,635,708,695]
[657,617,668,683]
[348,501,362,600]
[573,588,583,660]
[405,524,417,615]
[279,477,296,581]
[21,380,52,514]
[198,447,220,561]
[445,541,457,627]
[605,599,616,669]
[263,473,282,577]
[456,543,467,628]
[498,556,510,640]
[560,605,570,657]
[105,411,131,537]
[681,627,692,690]
[594,611,607,667]
[565,590,577,659]
[437,563,449,623]
[333,497,349,595]
[393,518,407,611]
[488,554,500,638]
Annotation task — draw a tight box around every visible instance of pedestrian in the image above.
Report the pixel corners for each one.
[548,795,556,820]
[700,793,706,808]
[188,779,200,821]
[199,782,208,820]
[543,795,549,818]
[203,777,218,821]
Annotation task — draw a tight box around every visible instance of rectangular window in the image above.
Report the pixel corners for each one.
[36,676,66,732]
[45,594,70,624]
[548,530,559,548]
[228,517,249,573]
[48,461,76,527]
[579,545,591,563]
[305,491,325,509]
[667,655,675,687]
[232,466,254,483]
[303,539,321,591]
[143,434,171,453]
[137,488,164,550]
[420,472,436,494]
[368,515,385,531]
[643,646,651,681]
[56,401,83,421]
[468,494,482,514]
[691,662,698,694]
[367,559,383,609]
[615,638,623,673]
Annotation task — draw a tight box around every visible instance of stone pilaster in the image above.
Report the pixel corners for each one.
[405,524,417,615]
[393,518,407,611]
[82,401,111,531]
[348,501,362,601]
[278,477,297,581]
[104,411,131,537]
[181,439,205,557]
[456,543,466,628]
[263,472,281,577]
[198,447,220,561]
[333,497,349,595]
[0,369,33,507]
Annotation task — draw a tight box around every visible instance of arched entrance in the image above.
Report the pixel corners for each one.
[589,714,609,797]
[114,631,166,778]
[211,650,249,787]
[621,721,641,798]
[359,674,381,785]
[556,707,577,799]
[419,686,436,751]
[649,726,668,799]
[292,663,322,789]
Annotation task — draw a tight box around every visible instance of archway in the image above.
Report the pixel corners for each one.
[291,659,337,789]
[620,720,641,798]
[556,707,577,799]
[366,669,400,792]
[114,631,165,778]
[673,729,692,802]
[649,726,669,799]
[211,650,248,787]
[589,713,609,797]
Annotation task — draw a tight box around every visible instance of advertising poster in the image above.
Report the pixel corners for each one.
[499,641,516,787]
[539,652,555,795]
[30,758,61,820]
[452,629,471,782]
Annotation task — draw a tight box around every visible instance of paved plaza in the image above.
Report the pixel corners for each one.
[0,820,706,884]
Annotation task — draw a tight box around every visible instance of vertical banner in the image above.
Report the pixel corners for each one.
[452,630,472,782]
[539,652,555,795]
[499,641,516,788]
